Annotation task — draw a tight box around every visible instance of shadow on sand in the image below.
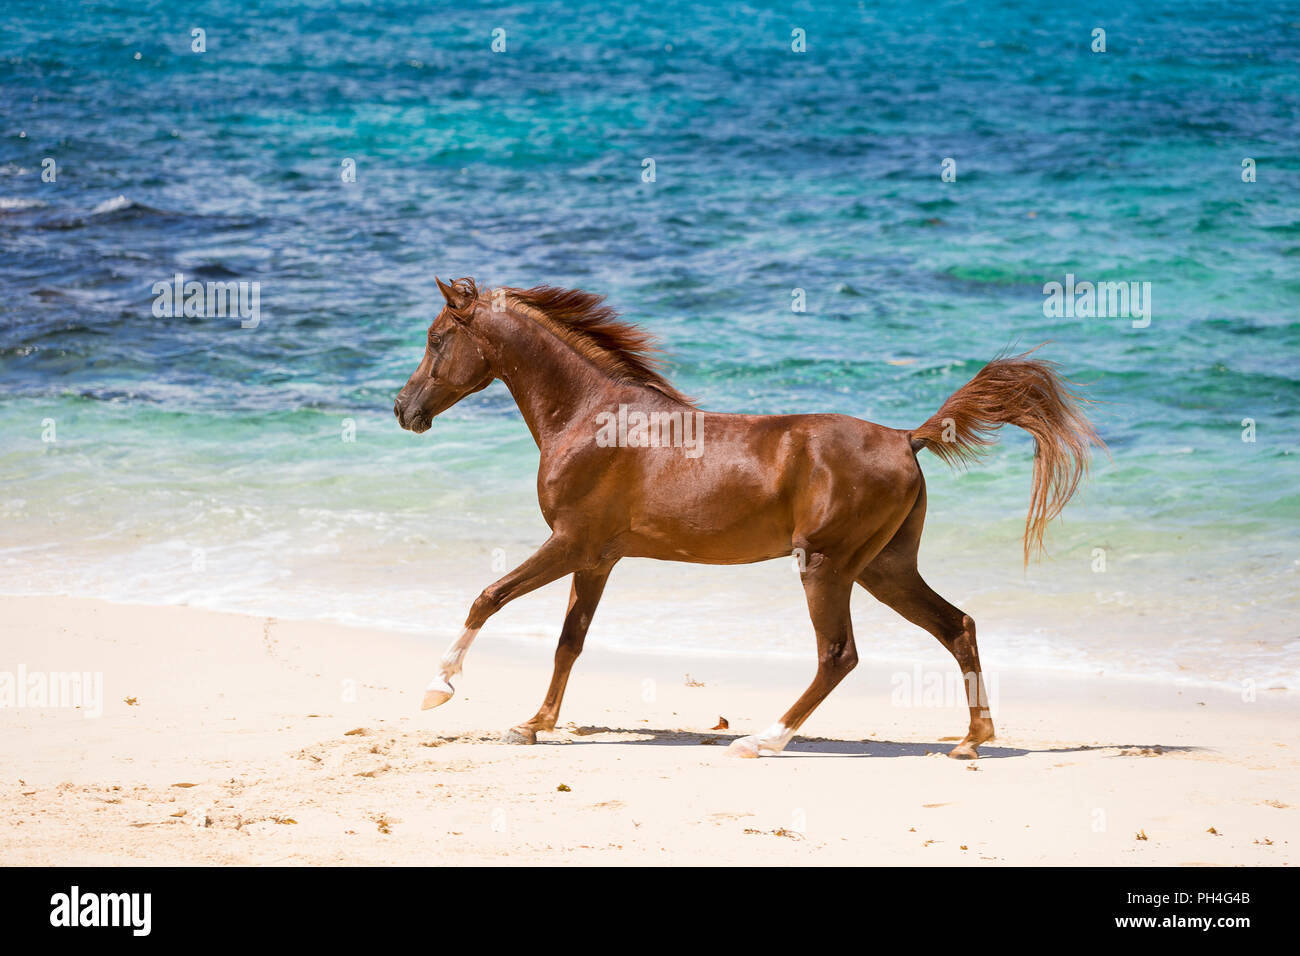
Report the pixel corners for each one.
[536,726,1205,760]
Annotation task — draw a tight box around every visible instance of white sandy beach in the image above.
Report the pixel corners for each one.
[1,594,1295,866]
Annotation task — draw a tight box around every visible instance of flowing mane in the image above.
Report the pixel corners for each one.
[493,283,696,407]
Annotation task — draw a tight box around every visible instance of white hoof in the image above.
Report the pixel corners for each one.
[727,735,763,758]
[421,676,454,710]
[726,723,793,758]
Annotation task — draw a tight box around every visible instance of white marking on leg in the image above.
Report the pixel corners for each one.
[726,721,795,758]
[754,721,795,754]
[421,627,479,710]
[440,626,479,679]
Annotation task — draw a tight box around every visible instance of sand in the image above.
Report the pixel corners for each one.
[0,594,1295,866]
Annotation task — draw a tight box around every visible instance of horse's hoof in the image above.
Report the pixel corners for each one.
[727,735,763,758]
[504,726,537,745]
[947,723,993,759]
[421,677,454,710]
[421,688,452,710]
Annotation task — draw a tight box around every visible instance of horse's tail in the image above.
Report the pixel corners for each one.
[909,349,1103,565]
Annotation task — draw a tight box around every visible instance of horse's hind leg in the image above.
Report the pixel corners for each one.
[728,554,857,757]
[852,486,993,764]
[861,568,993,758]
[504,563,614,745]
[858,500,994,758]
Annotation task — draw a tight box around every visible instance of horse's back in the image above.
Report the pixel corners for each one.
[768,413,922,531]
[719,410,919,485]
[605,409,920,564]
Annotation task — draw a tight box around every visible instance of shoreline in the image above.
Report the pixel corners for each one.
[0,583,1288,700]
[1,594,1296,866]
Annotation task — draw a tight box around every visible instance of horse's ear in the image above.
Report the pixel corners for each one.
[436,276,477,322]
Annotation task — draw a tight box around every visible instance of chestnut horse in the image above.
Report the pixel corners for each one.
[395,277,1100,758]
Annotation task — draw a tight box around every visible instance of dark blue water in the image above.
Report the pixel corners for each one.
[1,1,1297,688]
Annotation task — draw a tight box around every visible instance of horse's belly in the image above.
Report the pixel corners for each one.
[619,530,792,565]
[618,487,794,564]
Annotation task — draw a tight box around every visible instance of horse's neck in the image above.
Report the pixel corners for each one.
[487,309,617,451]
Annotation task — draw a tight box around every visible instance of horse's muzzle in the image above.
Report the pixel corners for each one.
[394,399,431,433]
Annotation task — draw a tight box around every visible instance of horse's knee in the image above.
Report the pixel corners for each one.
[554,633,585,662]
[818,641,858,673]
[952,613,978,654]
[467,585,505,627]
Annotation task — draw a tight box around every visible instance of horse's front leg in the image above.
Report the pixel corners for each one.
[505,562,615,744]
[421,534,579,710]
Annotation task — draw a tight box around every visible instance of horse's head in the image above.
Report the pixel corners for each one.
[394,277,494,433]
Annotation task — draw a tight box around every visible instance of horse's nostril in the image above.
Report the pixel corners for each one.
[394,400,403,422]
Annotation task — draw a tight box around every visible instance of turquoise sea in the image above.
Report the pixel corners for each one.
[1,1,1297,691]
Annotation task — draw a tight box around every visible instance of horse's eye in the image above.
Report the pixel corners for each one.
[427,331,442,349]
